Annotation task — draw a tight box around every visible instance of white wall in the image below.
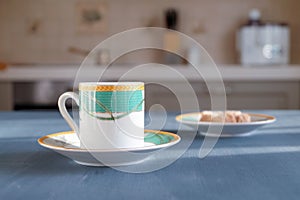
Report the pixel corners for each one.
[0,0,299,64]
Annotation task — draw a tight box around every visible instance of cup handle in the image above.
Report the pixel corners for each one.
[58,92,79,135]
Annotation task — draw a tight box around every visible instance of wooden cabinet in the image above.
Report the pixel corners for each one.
[146,81,300,111]
[2,65,300,111]
[1,81,299,111]
[224,82,299,110]
[0,82,13,111]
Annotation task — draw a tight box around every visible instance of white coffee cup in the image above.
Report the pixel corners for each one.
[58,82,144,149]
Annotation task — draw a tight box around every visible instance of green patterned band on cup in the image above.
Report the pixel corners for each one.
[80,90,144,113]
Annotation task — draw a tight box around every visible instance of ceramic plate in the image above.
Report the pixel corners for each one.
[176,112,276,137]
[38,130,180,166]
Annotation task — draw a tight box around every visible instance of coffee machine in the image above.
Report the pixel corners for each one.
[237,9,290,66]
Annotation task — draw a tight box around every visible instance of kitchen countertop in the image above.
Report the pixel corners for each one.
[1,110,300,200]
[1,64,300,82]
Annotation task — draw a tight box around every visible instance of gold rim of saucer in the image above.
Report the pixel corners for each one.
[37,129,180,152]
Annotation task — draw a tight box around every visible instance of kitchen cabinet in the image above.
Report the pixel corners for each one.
[0,82,13,110]
[146,81,299,111]
[1,64,300,111]
[224,81,299,109]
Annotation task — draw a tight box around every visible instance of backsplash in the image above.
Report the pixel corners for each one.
[0,0,300,64]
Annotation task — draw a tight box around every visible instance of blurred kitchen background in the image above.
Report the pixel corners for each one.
[0,0,300,111]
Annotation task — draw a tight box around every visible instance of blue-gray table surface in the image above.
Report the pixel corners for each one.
[0,110,300,200]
